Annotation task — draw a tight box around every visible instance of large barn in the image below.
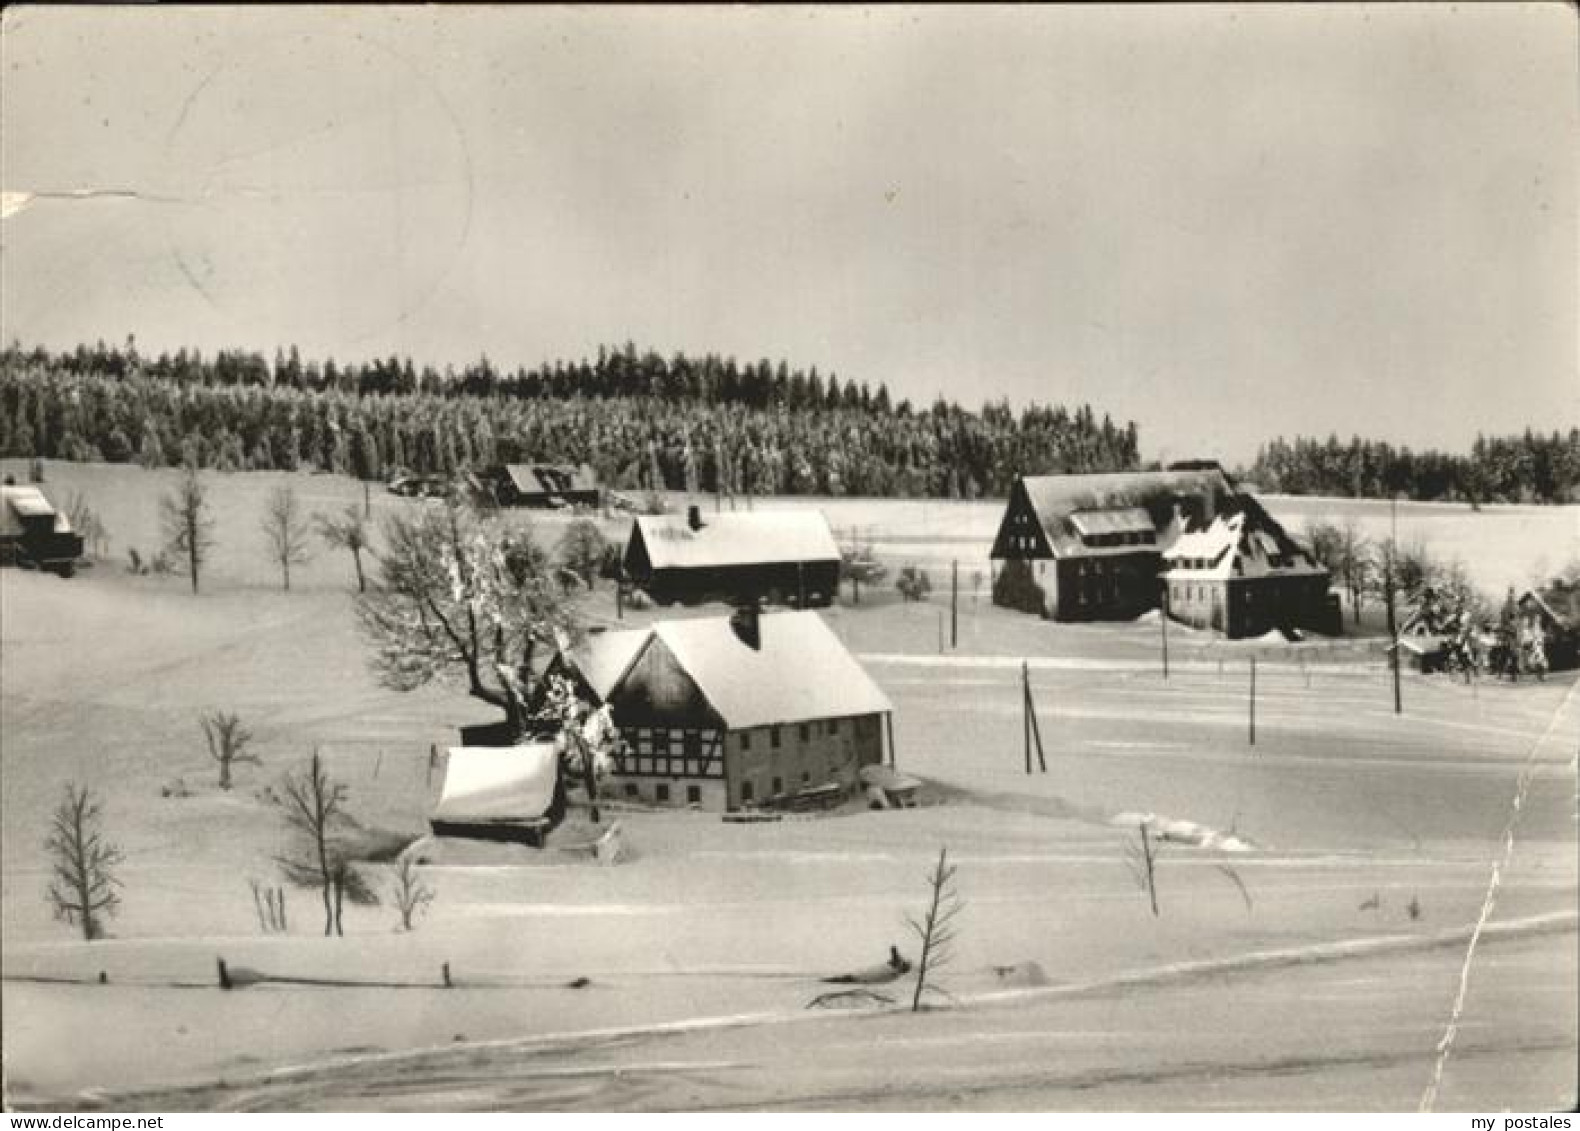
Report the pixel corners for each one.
[1,483,84,576]
[623,506,841,608]
[547,609,893,812]
[989,466,1336,637]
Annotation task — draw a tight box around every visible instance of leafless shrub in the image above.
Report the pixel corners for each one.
[907,845,964,1011]
[250,879,288,933]
[44,783,124,941]
[390,856,435,931]
[1125,823,1161,917]
[200,710,258,791]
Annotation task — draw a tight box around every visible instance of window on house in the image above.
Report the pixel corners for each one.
[686,785,701,805]
[624,782,639,798]
[656,783,670,803]
[771,776,783,795]
[740,730,751,752]
[799,724,810,743]
[827,720,838,736]
[741,780,754,804]
[770,725,782,749]
[801,771,811,784]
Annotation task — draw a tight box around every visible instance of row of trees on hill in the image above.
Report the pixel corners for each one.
[0,342,1141,498]
[1243,432,1580,505]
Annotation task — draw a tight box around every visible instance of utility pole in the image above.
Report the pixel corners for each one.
[950,559,958,649]
[1387,495,1402,715]
[1248,657,1257,747]
[1160,582,1171,680]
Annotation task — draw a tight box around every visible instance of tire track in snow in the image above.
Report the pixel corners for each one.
[1418,676,1578,1112]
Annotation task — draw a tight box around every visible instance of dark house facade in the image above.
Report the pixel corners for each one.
[990,468,1233,622]
[1,484,84,576]
[548,610,893,812]
[624,507,841,608]
[990,467,1336,638]
[485,463,601,509]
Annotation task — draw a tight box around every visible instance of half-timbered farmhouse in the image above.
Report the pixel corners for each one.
[546,609,893,812]
[989,465,1336,637]
[482,463,601,509]
[623,506,841,607]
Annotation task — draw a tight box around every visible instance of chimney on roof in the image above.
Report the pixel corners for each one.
[687,504,703,532]
[729,603,762,651]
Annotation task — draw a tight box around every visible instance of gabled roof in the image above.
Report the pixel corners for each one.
[1019,469,1233,525]
[632,510,840,570]
[1519,589,1573,628]
[564,610,891,729]
[1162,504,1326,581]
[503,464,598,495]
[1,485,72,537]
[433,743,558,823]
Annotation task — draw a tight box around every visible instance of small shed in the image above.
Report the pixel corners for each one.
[430,743,559,846]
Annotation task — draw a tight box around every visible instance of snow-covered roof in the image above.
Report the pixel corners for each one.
[1068,508,1154,537]
[1020,469,1233,525]
[1162,509,1326,581]
[1,485,72,537]
[503,463,598,495]
[633,510,840,570]
[566,610,891,729]
[432,742,558,823]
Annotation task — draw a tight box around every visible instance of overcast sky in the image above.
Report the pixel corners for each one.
[2,5,1574,463]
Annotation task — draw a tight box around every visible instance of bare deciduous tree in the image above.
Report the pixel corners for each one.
[45,783,124,941]
[272,751,376,936]
[390,856,435,931]
[201,710,258,790]
[160,464,215,595]
[907,846,963,1011]
[315,503,371,593]
[262,483,312,592]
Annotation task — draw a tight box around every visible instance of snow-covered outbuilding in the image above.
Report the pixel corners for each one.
[546,608,893,811]
[623,506,841,608]
[1,483,84,576]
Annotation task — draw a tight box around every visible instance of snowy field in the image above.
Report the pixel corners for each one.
[1,462,1576,1111]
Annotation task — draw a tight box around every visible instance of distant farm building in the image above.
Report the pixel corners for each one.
[989,466,1337,638]
[1518,586,1579,671]
[623,506,841,608]
[1,483,84,576]
[546,609,893,812]
[484,463,601,509]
